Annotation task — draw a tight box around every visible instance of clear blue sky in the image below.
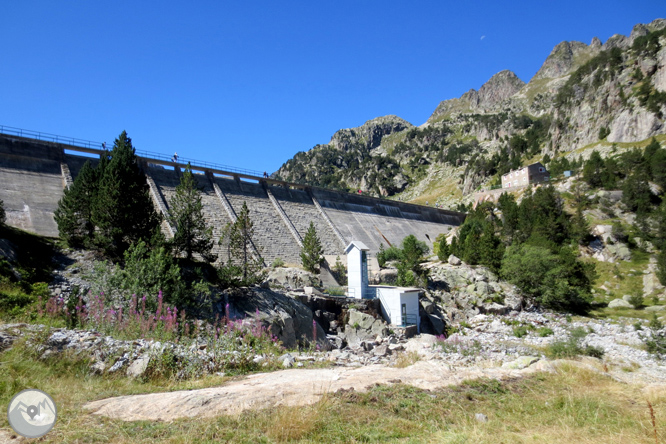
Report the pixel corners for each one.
[1,1,663,174]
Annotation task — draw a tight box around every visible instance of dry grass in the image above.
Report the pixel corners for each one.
[393,350,421,368]
[1,341,666,443]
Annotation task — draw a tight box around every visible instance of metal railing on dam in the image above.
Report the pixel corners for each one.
[0,126,467,252]
[0,125,264,178]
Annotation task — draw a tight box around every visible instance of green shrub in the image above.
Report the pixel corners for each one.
[513,325,530,338]
[628,293,644,309]
[377,243,402,268]
[501,244,594,313]
[546,326,604,359]
[537,327,554,337]
[271,257,285,268]
[649,313,664,330]
[598,127,610,140]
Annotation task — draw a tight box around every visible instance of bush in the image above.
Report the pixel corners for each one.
[271,257,285,268]
[377,243,402,268]
[513,325,532,338]
[435,233,450,261]
[332,255,347,284]
[628,292,644,309]
[537,327,554,337]
[546,326,604,359]
[649,313,664,330]
[501,244,594,313]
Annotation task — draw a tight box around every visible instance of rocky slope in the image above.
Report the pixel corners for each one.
[275,19,666,207]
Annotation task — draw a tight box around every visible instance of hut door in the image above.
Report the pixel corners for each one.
[401,304,407,326]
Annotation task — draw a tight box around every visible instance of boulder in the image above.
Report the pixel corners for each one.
[263,268,321,290]
[645,305,666,312]
[426,314,446,335]
[224,287,330,350]
[0,331,15,352]
[501,356,539,370]
[608,298,633,309]
[475,413,489,423]
[448,255,462,266]
[606,243,631,262]
[372,268,398,285]
[344,309,389,344]
[279,353,295,368]
[0,239,18,262]
[126,355,150,378]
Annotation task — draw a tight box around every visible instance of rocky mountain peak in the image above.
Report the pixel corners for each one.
[476,70,525,109]
[328,115,413,152]
[428,70,524,122]
[532,40,597,80]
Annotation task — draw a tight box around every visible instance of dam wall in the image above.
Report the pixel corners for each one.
[0,133,466,263]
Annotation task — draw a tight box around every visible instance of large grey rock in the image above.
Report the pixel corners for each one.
[0,239,18,262]
[263,268,321,290]
[501,356,539,370]
[606,243,632,262]
[426,314,446,335]
[608,298,633,309]
[279,353,295,368]
[224,287,330,350]
[345,309,389,344]
[645,305,666,312]
[0,331,15,352]
[448,255,462,266]
[126,355,150,378]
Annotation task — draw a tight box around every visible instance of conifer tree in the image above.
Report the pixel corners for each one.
[301,221,324,273]
[622,171,652,215]
[436,233,449,261]
[220,201,263,284]
[92,131,160,258]
[168,163,215,262]
[582,150,605,188]
[54,160,99,247]
[479,223,504,274]
[0,198,5,225]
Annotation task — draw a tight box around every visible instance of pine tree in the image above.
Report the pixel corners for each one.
[0,198,5,225]
[436,233,450,261]
[478,223,504,274]
[570,182,590,245]
[221,201,263,284]
[622,171,652,214]
[168,163,215,262]
[54,160,99,247]
[92,131,160,258]
[582,151,605,188]
[301,221,324,273]
[657,250,666,287]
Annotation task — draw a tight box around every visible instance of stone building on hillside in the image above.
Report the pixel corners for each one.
[501,162,549,189]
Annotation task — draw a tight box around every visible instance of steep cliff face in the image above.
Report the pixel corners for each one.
[276,19,666,207]
[532,41,600,80]
[327,115,413,152]
[429,70,525,121]
[275,115,412,195]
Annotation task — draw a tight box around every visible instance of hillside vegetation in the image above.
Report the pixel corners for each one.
[275,19,666,208]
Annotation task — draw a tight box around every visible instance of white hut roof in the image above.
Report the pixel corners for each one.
[344,241,369,253]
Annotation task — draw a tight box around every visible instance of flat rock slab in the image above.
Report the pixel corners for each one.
[84,361,543,422]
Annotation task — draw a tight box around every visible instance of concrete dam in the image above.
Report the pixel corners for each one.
[0,131,466,264]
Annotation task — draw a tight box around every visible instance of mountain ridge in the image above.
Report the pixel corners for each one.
[276,18,666,207]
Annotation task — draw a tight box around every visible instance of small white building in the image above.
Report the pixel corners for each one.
[345,241,420,331]
[345,241,370,300]
[374,286,421,329]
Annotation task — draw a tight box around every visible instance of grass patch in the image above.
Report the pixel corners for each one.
[1,346,663,443]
